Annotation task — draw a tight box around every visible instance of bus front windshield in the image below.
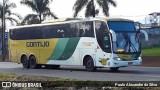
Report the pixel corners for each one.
[108,21,140,54]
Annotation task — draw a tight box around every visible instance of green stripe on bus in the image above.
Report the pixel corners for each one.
[49,38,80,60]
[60,37,80,60]
[49,38,69,60]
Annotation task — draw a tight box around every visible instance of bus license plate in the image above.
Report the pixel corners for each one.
[128,62,133,65]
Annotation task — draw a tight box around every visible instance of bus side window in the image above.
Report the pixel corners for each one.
[52,25,58,38]
[69,23,79,37]
[70,24,76,37]
[79,21,94,37]
[56,24,67,38]
[103,33,111,53]
[95,21,103,48]
[95,21,111,53]
[63,24,68,38]
[85,21,94,37]
[64,24,69,38]
[42,26,52,38]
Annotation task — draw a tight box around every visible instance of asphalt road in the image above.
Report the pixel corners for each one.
[0,62,160,81]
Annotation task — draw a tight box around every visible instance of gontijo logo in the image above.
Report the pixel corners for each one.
[1,82,42,88]
[26,41,49,47]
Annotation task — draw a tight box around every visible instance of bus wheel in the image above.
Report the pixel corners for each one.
[29,56,41,69]
[84,57,97,72]
[21,55,29,68]
[110,67,119,71]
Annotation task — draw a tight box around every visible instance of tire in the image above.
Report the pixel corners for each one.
[84,57,97,72]
[21,55,29,68]
[29,56,41,69]
[110,67,119,71]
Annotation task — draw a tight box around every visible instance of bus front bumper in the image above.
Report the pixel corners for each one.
[107,59,142,67]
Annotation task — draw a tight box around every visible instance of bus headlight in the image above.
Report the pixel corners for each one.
[138,57,142,60]
[113,57,122,60]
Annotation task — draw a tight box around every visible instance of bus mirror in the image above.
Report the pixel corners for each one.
[140,30,149,41]
[109,29,117,42]
[135,22,141,33]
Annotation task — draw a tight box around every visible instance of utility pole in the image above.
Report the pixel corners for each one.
[2,0,6,61]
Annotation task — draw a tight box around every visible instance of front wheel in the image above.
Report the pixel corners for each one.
[84,57,97,72]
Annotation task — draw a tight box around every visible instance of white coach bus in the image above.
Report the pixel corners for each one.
[9,18,148,71]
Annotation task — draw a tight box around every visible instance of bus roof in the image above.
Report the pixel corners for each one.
[95,17,134,22]
[10,17,134,29]
[42,17,134,23]
[41,18,83,23]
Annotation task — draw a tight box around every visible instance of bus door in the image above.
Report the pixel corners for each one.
[95,32,112,66]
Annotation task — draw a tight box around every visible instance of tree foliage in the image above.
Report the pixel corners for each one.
[73,0,117,17]
[0,0,22,27]
[20,0,58,25]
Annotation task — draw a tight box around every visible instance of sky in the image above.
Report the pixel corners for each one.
[3,0,160,24]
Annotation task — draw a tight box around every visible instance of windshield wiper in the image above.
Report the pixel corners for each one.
[123,33,138,53]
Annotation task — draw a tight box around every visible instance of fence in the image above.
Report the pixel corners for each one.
[140,28,160,48]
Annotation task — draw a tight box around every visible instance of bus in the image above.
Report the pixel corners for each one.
[9,18,148,71]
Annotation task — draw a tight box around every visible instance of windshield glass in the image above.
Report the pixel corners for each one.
[112,32,140,53]
[108,21,140,53]
[108,21,136,31]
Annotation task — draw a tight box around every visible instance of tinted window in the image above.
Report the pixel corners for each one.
[79,21,94,37]
[69,21,94,37]
[42,24,67,38]
[108,21,136,31]
[42,25,55,38]
[9,21,94,40]
[69,23,80,37]
[95,21,111,53]
[10,27,42,40]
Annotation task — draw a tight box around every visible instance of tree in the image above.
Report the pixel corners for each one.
[20,0,58,25]
[0,0,21,61]
[73,0,117,17]
[0,0,22,26]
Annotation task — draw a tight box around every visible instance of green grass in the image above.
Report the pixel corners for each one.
[142,47,160,56]
[0,73,71,81]
[0,73,160,89]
